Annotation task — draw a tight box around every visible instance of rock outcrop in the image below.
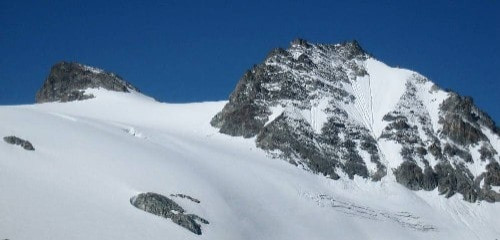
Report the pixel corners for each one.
[35,62,138,103]
[130,192,208,235]
[3,136,35,151]
[439,94,492,145]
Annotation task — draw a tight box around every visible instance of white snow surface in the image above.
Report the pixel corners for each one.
[342,58,414,138]
[1,89,499,240]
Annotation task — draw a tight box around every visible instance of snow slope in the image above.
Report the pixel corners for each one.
[1,90,499,240]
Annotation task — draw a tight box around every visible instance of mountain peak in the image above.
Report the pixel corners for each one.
[35,62,139,103]
[212,39,500,203]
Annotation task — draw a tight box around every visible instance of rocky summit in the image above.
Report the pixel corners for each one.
[35,62,138,103]
[211,39,500,203]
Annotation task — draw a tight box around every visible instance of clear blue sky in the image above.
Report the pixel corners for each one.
[1,1,499,122]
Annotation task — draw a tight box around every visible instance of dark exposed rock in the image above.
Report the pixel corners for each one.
[454,164,478,202]
[479,188,500,202]
[440,94,497,130]
[36,62,138,103]
[479,145,498,161]
[484,162,500,186]
[335,40,366,60]
[434,163,458,198]
[360,136,386,181]
[211,103,268,138]
[439,94,496,145]
[131,192,208,235]
[443,144,473,163]
[394,161,424,191]
[416,147,428,156]
[382,114,405,122]
[427,142,443,159]
[440,115,486,145]
[400,147,415,161]
[343,153,369,179]
[3,136,35,151]
[256,113,341,179]
[392,119,411,130]
[474,162,500,202]
[371,167,387,182]
[422,167,438,191]
[434,163,478,202]
[393,160,488,202]
[297,54,316,69]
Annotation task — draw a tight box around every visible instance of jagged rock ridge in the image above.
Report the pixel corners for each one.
[35,62,138,103]
[211,39,500,202]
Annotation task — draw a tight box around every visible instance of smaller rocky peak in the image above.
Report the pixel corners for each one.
[35,62,139,103]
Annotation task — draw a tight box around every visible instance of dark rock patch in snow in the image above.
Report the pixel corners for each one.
[475,162,500,202]
[394,161,425,191]
[394,160,486,202]
[443,144,473,163]
[433,162,479,202]
[130,192,208,235]
[439,94,495,145]
[393,161,438,191]
[484,162,500,186]
[3,136,35,151]
[479,145,498,161]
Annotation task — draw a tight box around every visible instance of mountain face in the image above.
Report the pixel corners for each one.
[35,62,138,103]
[211,39,500,203]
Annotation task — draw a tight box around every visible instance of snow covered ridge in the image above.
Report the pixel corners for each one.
[212,38,500,203]
[35,61,139,103]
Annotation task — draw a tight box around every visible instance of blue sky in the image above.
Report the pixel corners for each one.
[1,1,499,122]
